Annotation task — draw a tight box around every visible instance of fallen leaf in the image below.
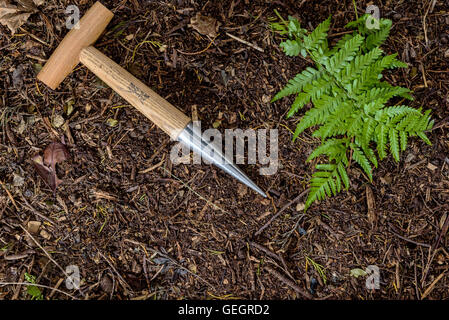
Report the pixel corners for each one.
[43,141,69,169]
[32,142,69,193]
[12,64,25,89]
[64,100,74,116]
[106,118,118,127]
[0,0,42,34]
[12,172,24,186]
[189,13,220,37]
[350,268,367,278]
[14,118,26,134]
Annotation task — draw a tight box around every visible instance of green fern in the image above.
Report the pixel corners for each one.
[273,14,433,210]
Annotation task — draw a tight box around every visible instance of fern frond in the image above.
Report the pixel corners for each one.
[280,39,302,56]
[305,162,348,210]
[399,131,408,151]
[292,94,345,140]
[339,47,383,84]
[312,102,353,139]
[273,15,433,211]
[303,17,331,57]
[375,105,421,123]
[388,58,408,69]
[417,132,431,145]
[287,76,333,117]
[365,19,392,50]
[351,143,373,181]
[376,124,388,160]
[359,85,413,103]
[344,14,368,30]
[286,17,307,39]
[347,53,400,94]
[363,144,379,168]
[347,113,364,135]
[287,93,310,117]
[389,128,400,161]
[363,99,385,115]
[306,138,347,162]
[361,118,376,149]
[327,33,356,56]
[324,34,364,75]
[272,67,320,101]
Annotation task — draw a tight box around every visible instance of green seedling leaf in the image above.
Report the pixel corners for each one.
[350,268,367,278]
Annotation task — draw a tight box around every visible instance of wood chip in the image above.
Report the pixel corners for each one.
[40,229,51,240]
[296,202,305,211]
[27,221,41,234]
[366,185,376,226]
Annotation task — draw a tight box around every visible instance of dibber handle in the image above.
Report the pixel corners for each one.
[79,46,191,140]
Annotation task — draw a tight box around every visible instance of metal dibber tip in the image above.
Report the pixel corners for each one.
[177,123,267,198]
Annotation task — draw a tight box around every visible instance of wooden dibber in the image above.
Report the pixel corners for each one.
[37,2,190,140]
[38,1,267,197]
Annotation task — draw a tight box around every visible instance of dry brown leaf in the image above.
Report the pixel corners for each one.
[189,13,220,37]
[32,142,69,194]
[43,141,69,169]
[0,0,43,34]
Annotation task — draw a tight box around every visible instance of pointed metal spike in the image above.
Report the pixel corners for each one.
[177,123,267,198]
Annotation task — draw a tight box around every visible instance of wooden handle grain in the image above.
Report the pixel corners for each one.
[79,46,191,140]
[37,2,113,90]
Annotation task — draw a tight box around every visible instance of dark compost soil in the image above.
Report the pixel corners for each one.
[0,0,448,299]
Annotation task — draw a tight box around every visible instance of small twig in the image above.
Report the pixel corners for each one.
[264,265,312,299]
[421,212,449,284]
[250,241,294,280]
[388,225,431,248]
[421,272,446,299]
[422,0,436,46]
[98,251,133,293]
[177,34,218,55]
[432,212,449,251]
[225,32,264,52]
[20,195,56,225]
[250,241,281,262]
[18,27,50,47]
[255,189,308,236]
[0,180,19,211]
[139,154,166,174]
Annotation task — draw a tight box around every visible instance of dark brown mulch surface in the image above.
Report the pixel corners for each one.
[0,0,448,299]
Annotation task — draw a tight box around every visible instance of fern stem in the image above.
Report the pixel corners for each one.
[274,9,288,26]
[352,0,359,20]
